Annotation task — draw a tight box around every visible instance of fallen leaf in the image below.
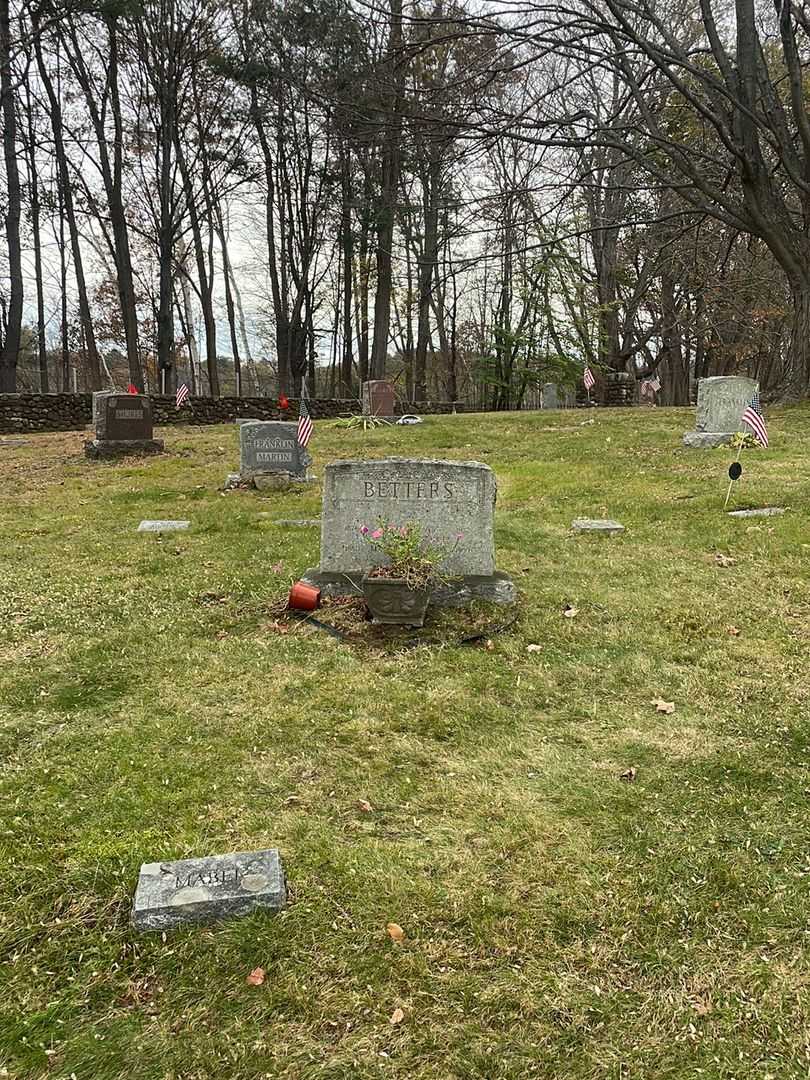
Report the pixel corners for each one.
[727,625,741,636]
[246,967,265,986]
[484,639,495,651]
[357,799,374,813]
[652,698,675,714]
[390,1007,405,1025]
[619,766,637,782]
[563,605,578,619]
[714,553,736,567]
[526,643,542,653]
[692,998,713,1016]
[386,922,406,944]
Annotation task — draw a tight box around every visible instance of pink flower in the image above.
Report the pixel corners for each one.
[359,525,369,535]
[371,528,384,540]
[456,532,464,540]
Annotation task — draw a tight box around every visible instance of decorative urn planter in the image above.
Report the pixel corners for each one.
[361,575,430,627]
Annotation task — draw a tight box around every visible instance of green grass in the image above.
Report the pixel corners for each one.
[1,406,810,1080]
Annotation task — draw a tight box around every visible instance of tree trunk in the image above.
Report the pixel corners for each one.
[369,0,404,379]
[787,284,810,397]
[340,146,354,396]
[0,0,23,392]
[23,76,47,392]
[34,26,102,390]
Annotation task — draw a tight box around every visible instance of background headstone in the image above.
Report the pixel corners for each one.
[303,458,515,604]
[683,376,758,448]
[238,421,311,486]
[131,848,286,931]
[85,391,163,458]
[361,380,396,417]
[542,383,560,409]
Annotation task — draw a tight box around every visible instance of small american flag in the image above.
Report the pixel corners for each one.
[176,383,190,408]
[297,399,314,448]
[741,392,768,447]
[642,372,661,394]
[583,366,596,391]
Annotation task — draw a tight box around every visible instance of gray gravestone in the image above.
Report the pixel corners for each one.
[85,391,163,458]
[302,458,515,605]
[131,848,286,931]
[572,517,625,535]
[137,520,190,532]
[683,376,758,448]
[542,383,560,409]
[238,421,311,488]
[727,506,785,518]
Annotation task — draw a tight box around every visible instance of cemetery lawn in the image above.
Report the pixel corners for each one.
[2,406,810,1080]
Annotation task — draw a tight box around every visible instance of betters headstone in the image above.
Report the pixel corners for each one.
[238,420,312,489]
[302,458,515,605]
[683,376,758,448]
[85,391,163,459]
[362,379,396,417]
[131,848,286,931]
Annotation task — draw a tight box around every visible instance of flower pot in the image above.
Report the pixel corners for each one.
[361,575,430,627]
[288,581,321,611]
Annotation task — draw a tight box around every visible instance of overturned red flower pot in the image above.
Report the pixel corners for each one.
[288,581,321,611]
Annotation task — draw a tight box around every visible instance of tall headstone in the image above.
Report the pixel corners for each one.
[238,420,312,490]
[84,391,163,459]
[683,376,759,448]
[361,379,396,417]
[542,383,560,409]
[302,458,515,605]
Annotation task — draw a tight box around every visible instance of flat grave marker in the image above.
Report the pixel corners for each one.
[131,848,286,931]
[137,519,190,532]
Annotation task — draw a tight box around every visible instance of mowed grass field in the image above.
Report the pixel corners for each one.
[1,405,809,1080]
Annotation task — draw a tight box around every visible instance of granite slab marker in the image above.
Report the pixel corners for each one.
[131,849,286,931]
[571,517,625,535]
[302,458,515,605]
[137,520,190,532]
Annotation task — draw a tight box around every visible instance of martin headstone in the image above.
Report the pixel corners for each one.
[131,848,286,931]
[85,391,163,459]
[238,420,312,490]
[683,376,758,448]
[361,379,396,417]
[302,458,515,605]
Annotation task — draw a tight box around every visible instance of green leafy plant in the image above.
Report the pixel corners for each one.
[359,520,461,590]
[730,430,759,450]
[333,415,390,431]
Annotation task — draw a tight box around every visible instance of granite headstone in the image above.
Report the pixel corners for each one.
[361,379,396,417]
[85,391,164,458]
[238,420,312,488]
[131,848,286,931]
[303,458,515,605]
[683,376,759,448]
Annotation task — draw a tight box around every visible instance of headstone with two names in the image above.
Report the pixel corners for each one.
[683,376,759,448]
[302,457,515,605]
[85,391,164,459]
[237,420,312,491]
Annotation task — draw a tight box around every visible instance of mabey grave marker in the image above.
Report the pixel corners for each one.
[85,391,163,458]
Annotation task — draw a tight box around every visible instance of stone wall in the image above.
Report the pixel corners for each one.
[0,393,467,434]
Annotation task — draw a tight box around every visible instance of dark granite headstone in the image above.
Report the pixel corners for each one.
[85,391,163,458]
[238,420,311,488]
[131,848,286,931]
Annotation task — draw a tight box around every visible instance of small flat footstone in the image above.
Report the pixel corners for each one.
[728,507,786,518]
[131,848,286,931]
[272,518,321,527]
[572,517,625,535]
[138,519,190,532]
[0,439,29,447]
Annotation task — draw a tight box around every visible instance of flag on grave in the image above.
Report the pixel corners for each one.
[642,372,661,394]
[583,366,596,391]
[176,383,190,408]
[297,399,314,448]
[127,383,138,394]
[741,392,768,447]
